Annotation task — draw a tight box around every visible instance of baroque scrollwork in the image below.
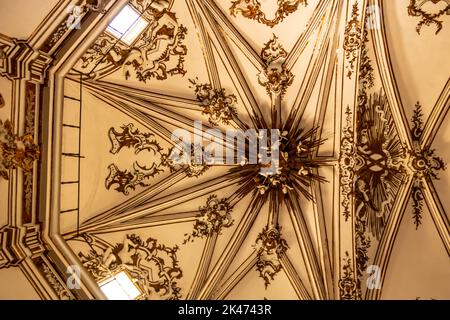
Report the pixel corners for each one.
[123,17,187,82]
[190,79,238,126]
[108,123,163,155]
[258,35,293,97]
[340,106,355,221]
[106,124,165,195]
[407,102,446,228]
[407,0,450,34]
[106,124,210,195]
[42,0,107,52]
[105,162,164,195]
[75,1,187,81]
[34,256,75,300]
[254,225,288,288]
[355,90,407,240]
[76,233,182,300]
[0,119,40,180]
[230,0,308,28]
[184,195,233,243]
[343,2,362,79]
[161,143,210,177]
[338,251,358,300]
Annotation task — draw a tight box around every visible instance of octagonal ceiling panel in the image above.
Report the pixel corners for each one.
[48,0,449,300]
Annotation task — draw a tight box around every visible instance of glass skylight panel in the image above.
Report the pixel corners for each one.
[106,5,148,45]
[99,271,141,300]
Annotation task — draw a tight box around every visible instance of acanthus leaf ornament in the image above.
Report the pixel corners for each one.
[230,0,308,28]
[408,0,450,34]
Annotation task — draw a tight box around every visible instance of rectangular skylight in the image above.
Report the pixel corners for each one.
[106,5,148,45]
[99,271,142,300]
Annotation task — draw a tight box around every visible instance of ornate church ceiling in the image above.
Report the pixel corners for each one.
[0,0,449,300]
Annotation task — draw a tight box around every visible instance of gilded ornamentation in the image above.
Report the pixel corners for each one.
[106,124,165,195]
[407,0,450,34]
[34,257,75,300]
[355,213,370,300]
[411,180,425,229]
[129,0,171,20]
[338,251,358,300]
[184,195,233,243]
[75,4,188,82]
[106,124,210,195]
[0,120,40,180]
[161,143,210,177]
[230,0,308,28]
[0,93,4,108]
[407,102,446,228]
[123,21,188,82]
[108,123,163,155]
[254,225,288,288]
[190,79,238,126]
[258,35,293,97]
[23,82,37,223]
[340,106,355,221]
[42,0,107,52]
[355,91,407,240]
[79,32,128,72]
[351,28,406,240]
[76,233,182,300]
[254,128,326,198]
[343,2,362,79]
[41,264,74,300]
[105,162,164,195]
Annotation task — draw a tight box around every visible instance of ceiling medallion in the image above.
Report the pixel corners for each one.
[230,0,308,28]
[0,119,40,180]
[254,128,326,197]
[75,233,183,300]
[407,0,450,34]
[258,35,294,97]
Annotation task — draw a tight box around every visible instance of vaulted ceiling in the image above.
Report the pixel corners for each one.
[0,0,449,300]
